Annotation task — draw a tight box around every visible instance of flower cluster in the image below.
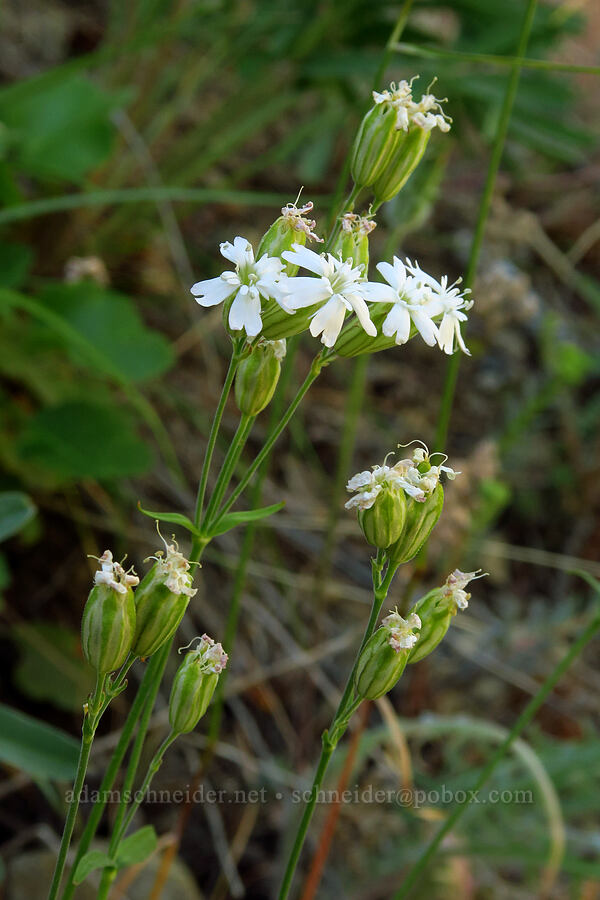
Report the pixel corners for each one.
[192,238,472,352]
[146,534,197,598]
[373,79,451,133]
[345,445,459,510]
[93,550,139,594]
[184,634,229,674]
[381,609,422,651]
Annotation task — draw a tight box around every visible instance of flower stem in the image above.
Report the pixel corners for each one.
[47,673,107,900]
[203,413,255,531]
[277,554,397,899]
[393,604,600,898]
[60,643,171,900]
[210,352,329,529]
[192,341,244,540]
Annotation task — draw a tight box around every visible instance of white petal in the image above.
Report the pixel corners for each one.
[347,293,377,336]
[454,322,471,355]
[282,243,325,275]
[437,314,455,353]
[284,276,332,309]
[190,276,235,307]
[376,260,401,290]
[309,296,346,347]
[220,236,254,267]
[228,289,262,337]
[361,281,396,303]
[383,303,411,343]
[411,308,439,346]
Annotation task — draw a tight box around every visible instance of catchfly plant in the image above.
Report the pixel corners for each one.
[48,73,483,900]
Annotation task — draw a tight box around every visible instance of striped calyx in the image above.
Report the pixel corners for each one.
[354,610,421,700]
[351,101,399,189]
[81,551,138,674]
[132,534,197,659]
[234,339,285,416]
[169,635,228,735]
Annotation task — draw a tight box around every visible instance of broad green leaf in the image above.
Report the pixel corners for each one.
[12,622,95,712]
[0,73,117,182]
[72,850,113,885]
[137,503,201,536]
[0,704,79,780]
[41,283,174,383]
[17,401,152,482]
[115,825,158,867]
[210,501,285,536]
[0,491,36,542]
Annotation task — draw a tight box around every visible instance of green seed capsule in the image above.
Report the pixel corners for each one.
[373,127,430,205]
[407,569,482,664]
[234,339,284,416]
[81,585,136,673]
[355,610,421,700]
[168,635,228,735]
[358,486,406,549]
[351,103,399,189]
[387,482,444,567]
[132,536,197,659]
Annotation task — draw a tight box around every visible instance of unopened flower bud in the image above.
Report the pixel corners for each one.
[234,338,285,416]
[169,635,228,734]
[132,533,198,659]
[355,610,421,699]
[407,569,485,663]
[81,551,138,673]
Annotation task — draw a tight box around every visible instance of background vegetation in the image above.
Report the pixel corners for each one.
[1,0,599,897]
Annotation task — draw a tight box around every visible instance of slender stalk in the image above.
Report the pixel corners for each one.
[433,0,539,452]
[393,606,600,898]
[277,555,397,899]
[60,643,171,900]
[96,732,178,899]
[47,673,107,900]
[203,413,255,530]
[210,352,329,529]
[390,40,600,75]
[193,343,244,531]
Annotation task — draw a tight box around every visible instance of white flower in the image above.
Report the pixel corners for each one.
[190,236,289,338]
[147,532,198,598]
[372,79,452,133]
[362,257,441,347]
[282,244,377,347]
[93,550,139,594]
[382,610,422,651]
[345,444,460,510]
[441,569,486,611]
[281,200,323,242]
[188,633,228,674]
[406,261,472,355]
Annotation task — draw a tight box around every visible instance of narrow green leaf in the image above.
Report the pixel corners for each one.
[137,503,202,536]
[0,491,36,542]
[115,825,158,868]
[0,704,79,781]
[72,850,113,885]
[210,501,285,536]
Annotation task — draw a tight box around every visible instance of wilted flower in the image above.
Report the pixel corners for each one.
[94,550,139,594]
[440,569,484,611]
[346,445,459,510]
[190,236,289,338]
[381,609,422,650]
[282,244,377,347]
[280,200,323,242]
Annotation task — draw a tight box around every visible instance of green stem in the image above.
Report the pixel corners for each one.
[210,352,328,530]
[433,0,539,453]
[192,344,244,535]
[393,606,600,898]
[203,413,255,530]
[60,644,171,900]
[277,554,397,899]
[47,674,107,900]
